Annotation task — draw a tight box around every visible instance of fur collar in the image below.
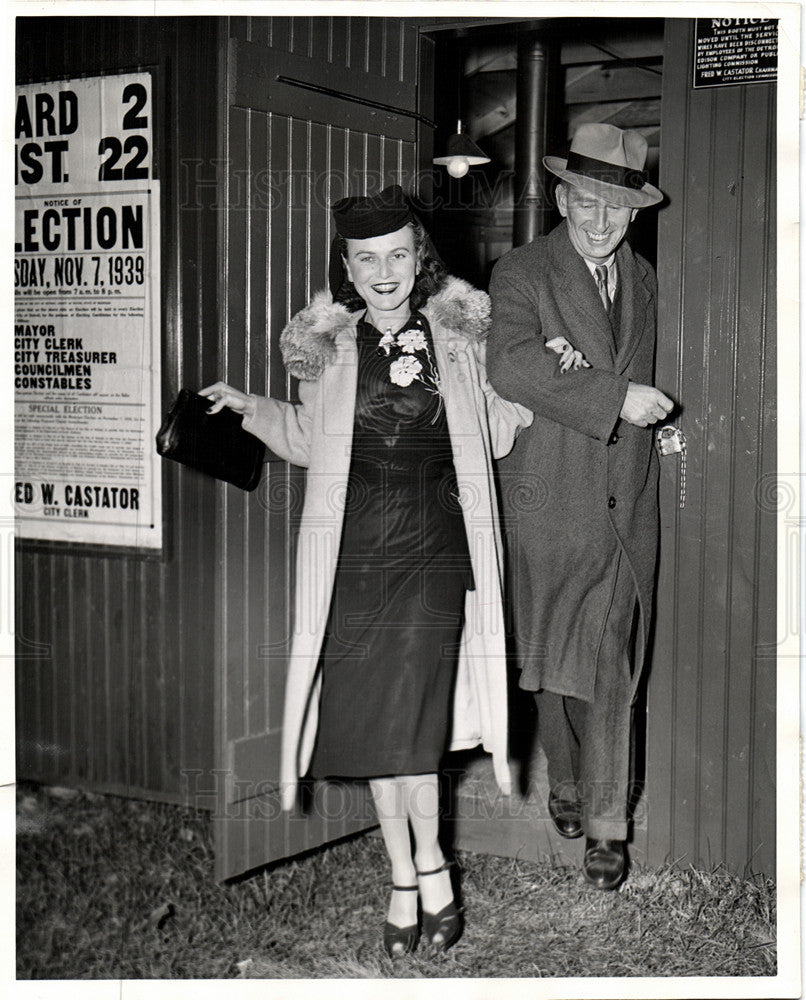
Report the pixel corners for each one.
[280,276,490,381]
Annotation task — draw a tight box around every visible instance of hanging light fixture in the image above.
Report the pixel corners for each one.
[433,120,490,178]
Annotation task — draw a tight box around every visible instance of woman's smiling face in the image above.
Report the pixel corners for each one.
[343,225,419,313]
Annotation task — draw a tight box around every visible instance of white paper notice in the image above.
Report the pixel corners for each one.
[14,72,162,548]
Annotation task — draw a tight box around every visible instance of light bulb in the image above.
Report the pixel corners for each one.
[447,156,469,178]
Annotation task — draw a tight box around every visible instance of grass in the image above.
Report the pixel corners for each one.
[16,781,776,980]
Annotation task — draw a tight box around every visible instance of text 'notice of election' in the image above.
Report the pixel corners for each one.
[15,72,162,548]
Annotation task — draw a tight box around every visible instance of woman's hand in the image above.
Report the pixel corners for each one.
[545,336,590,373]
[199,381,257,420]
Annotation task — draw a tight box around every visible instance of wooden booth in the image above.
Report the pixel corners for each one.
[16,15,780,883]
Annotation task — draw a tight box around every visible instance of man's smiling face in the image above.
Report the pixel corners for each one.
[557,183,637,264]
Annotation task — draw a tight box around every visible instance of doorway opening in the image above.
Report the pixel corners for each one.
[423,17,663,289]
[420,16,665,863]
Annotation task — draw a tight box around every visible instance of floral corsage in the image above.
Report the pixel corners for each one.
[378,318,442,398]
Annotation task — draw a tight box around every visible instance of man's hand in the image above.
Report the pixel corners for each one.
[619,382,674,427]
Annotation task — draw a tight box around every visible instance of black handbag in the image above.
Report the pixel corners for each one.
[156,389,265,491]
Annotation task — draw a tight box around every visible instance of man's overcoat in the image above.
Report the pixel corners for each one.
[487,223,659,703]
[242,277,532,810]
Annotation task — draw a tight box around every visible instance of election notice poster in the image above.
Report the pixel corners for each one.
[14,72,161,548]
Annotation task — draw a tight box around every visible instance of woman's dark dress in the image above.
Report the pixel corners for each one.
[309,313,471,779]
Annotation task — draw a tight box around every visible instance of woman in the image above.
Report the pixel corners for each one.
[202,185,531,957]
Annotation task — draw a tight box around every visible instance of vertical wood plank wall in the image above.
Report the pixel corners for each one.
[215,15,429,879]
[15,18,223,803]
[646,19,777,874]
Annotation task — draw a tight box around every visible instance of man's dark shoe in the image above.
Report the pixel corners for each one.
[582,838,627,890]
[548,792,583,839]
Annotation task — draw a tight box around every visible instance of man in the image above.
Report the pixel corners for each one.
[487,123,674,890]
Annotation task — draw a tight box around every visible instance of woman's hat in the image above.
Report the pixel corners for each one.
[331,184,413,239]
[543,123,663,209]
[329,184,437,298]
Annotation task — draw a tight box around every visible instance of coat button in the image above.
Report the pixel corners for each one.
[609,432,619,445]
[608,496,617,509]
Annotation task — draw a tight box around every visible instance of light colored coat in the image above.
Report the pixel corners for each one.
[242,277,532,810]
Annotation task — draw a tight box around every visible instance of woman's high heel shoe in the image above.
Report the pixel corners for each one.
[417,863,463,952]
[383,885,419,959]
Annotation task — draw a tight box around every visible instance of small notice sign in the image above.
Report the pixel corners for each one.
[694,18,778,88]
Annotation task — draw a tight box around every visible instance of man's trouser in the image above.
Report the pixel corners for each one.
[535,553,638,842]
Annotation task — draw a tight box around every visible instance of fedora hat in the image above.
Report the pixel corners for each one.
[544,123,663,209]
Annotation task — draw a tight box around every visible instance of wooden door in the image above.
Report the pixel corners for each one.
[645,19,777,875]
[214,16,433,881]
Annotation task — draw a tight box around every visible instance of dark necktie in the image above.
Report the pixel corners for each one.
[594,264,611,314]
